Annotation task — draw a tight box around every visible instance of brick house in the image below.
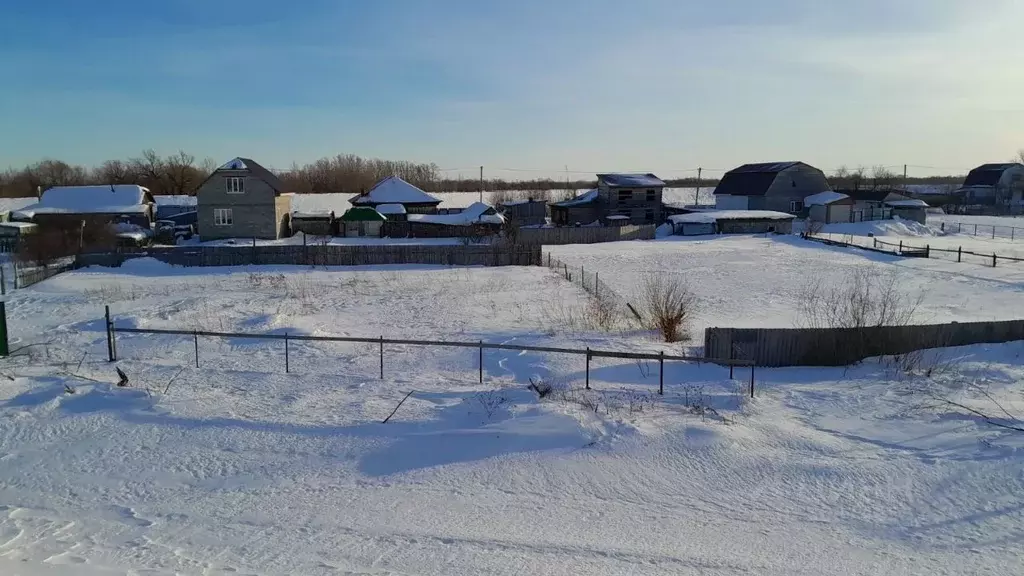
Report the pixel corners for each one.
[196,158,292,240]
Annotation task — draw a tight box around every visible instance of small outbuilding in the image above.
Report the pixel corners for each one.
[498,199,547,226]
[805,191,854,224]
[549,189,601,226]
[291,211,335,236]
[670,210,796,236]
[15,185,156,228]
[338,207,385,237]
[884,198,930,224]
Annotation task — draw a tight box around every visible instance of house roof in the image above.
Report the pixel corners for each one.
[669,210,796,224]
[14,185,153,218]
[376,203,407,215]
[409,202,505,226]
[962,163,1023,187]
[338,207,386,222]
[597,173,666,188]
[199,157,288,194]
[804,191,851,206]
[550,189,599,208]
[351,176,441,206]
[885,199,930,208]
[713,162,812,197]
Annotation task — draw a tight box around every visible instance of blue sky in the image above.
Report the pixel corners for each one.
[1,0,1022,179]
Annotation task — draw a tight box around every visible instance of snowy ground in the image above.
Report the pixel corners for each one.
[547,233,1024,338]
[1,259,1022,574]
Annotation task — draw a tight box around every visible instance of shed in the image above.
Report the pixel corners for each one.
[338,207,385,237]
[884,198,929,224]
[713,162,831,213]
[549,189,602,226]
[350,176,441,214]
[669,210,795,235]
[805,191,854,224]
[291,210,335,236]
[498,199,547,226]
[0,221,38,253]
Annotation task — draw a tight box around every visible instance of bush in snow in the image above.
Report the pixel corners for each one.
[639,273,699,343]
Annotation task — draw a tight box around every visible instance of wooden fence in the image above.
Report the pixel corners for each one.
[76,244,542,269]
[705,320,1024,367]
[804,233,1024,267]
[14,258,78,288]
[516,225,656,245]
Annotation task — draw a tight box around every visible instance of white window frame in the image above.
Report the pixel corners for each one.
[214,208,233,226]
[226,177,245,194]
[790,200,804,212]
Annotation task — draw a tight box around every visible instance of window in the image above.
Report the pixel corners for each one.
[226,177,245,194]
[790,200,804,213]
[617,190,632,203]
[214,208,233,226]
[646,189,656,202]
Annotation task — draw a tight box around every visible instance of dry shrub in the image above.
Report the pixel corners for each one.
[639,273,699,343]
[804,218,825,236]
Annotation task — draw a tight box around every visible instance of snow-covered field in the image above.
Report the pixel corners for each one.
[1,253,1022,574]
[548,233,1024,338]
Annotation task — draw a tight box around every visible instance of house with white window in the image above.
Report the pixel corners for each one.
[195,157,292,240]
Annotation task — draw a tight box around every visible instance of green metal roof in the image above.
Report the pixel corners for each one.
[338,207,386,222]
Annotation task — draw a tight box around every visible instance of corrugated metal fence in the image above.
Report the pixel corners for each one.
[705,320,1024,367]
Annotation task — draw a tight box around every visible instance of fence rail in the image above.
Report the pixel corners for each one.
[105,308,755,396]
[706,319,1024,367]
[516,225,656,245]
[804,233,1024,267]
[938,220,1024,241]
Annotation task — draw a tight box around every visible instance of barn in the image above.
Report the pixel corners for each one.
[713,162,831,213]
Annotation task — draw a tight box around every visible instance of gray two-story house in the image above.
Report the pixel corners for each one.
[596,173,665,224]
[550,173,665,226]
[713,162,831,213]
[196,158,292,240]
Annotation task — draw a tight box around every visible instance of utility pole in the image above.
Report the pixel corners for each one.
[479,166,483,203]
[903,164,908,186]
[695,167,703,206]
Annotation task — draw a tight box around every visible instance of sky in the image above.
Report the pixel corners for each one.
[1,0,1022,179]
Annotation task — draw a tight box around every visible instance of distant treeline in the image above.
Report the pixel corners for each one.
[0,151,969,199]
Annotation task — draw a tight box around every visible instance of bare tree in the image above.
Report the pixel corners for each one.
[799,267,920,330]
[164,150,204,195]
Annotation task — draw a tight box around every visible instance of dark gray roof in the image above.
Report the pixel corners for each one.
[713,162,817,196]
[551,189,599,207]
[236,157,287,192]
[597,173,665,187]
[962,163,1022,187]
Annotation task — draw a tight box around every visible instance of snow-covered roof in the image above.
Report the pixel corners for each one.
[0,197,39,214]
[804,191,850,206]
[292,211,333,219]
[14,185,153,218]
[885,199,930,208]
[551,189,599,207]
[351,176,441,206]
[409,202,505,226]
[606,215,630,220]
[598,173,666,188]
[218,158,248,170]
[669,210,796,224]
[0,221,38,230]
[376,203,407,215]
[154,195,197,206]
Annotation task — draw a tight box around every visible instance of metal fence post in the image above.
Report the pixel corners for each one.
[194,331,199,368]
[0,265,5,296]
[595,272,599,299]
[750,365,755,399]
[379,335,384,379]
[585,347,591,390]
[0,301,7,357]
[958,246,962,262]
[898,240,903,254]
[478,340,483,384]
[284,332,290,373]
[974,224,978,236]
[993,253,997,268]
[992,226,996,239]
[105,305,115,362]
[658,351,664,395]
